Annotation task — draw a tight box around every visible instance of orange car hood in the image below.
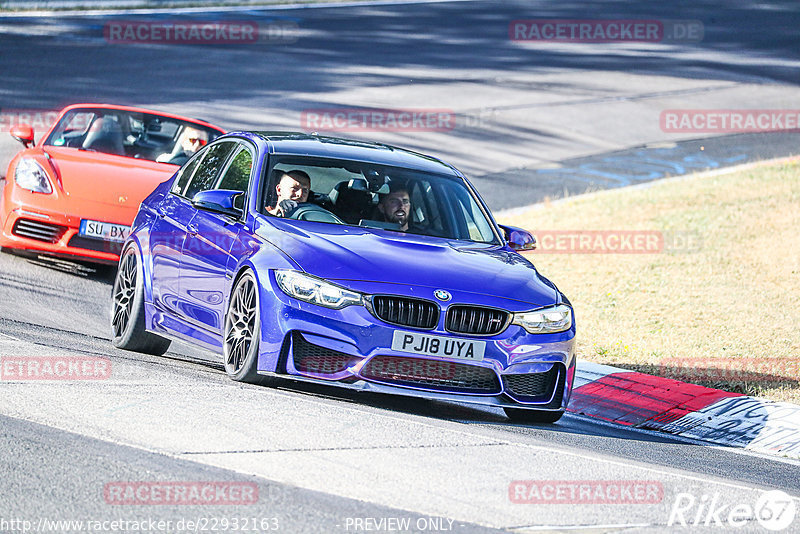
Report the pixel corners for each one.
[44,146,178,225]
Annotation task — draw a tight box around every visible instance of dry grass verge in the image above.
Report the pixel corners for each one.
[499,159,800,403]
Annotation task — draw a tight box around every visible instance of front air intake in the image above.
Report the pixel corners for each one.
[445,305,509,336]
[12,218,67,243]
[369,295,439,329]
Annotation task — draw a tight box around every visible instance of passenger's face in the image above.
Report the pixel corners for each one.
[380,191,411,227]
[276,175,310,202]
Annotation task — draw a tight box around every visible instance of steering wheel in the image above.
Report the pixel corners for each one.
[286,203,345,224]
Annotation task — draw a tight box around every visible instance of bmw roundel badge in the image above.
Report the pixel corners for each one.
[433,289,452,302]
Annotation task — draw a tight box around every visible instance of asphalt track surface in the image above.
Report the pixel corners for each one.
[1,0,799,205]
[1,1,800,532]
[2,253,799,531]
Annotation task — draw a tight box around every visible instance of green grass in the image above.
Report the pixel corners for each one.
[499,159,800,403]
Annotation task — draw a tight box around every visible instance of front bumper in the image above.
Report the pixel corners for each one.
[0,207,123,263]
[259,366,569,412]
[260,274,576,411]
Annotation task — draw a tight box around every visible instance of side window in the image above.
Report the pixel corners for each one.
[171,152,204,196]
[184,141,236,200]
[217,146,253,194]
[47,111,95,147]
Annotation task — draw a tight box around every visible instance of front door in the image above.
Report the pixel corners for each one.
[177,143,254,336]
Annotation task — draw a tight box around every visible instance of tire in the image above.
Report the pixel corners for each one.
[223,270,263,383]
[503,407,564,424]
[111,246,171,356]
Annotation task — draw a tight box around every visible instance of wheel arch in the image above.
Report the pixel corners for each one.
[121,234,154,304]
[227,247,296,374]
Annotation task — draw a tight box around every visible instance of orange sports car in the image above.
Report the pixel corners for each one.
[0,103,224,264]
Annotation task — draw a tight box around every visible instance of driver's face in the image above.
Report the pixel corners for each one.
[380,191,411,227]
[181,128,208,153]
[276,175,310,202]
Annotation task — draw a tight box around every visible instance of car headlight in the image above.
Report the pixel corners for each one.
[14,158,53,194]
[512,304,573,333]
[274,270,362,309]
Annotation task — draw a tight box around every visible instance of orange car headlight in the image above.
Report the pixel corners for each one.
[14,157,53,194]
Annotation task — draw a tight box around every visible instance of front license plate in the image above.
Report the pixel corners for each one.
[391,330,485,361]
[79,219,129,243]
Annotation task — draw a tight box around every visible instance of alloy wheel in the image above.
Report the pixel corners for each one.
[111,251,137,338]
[225,275,257,374]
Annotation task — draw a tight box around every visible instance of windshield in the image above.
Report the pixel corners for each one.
[264,156,500,244]
[44,108,222,165]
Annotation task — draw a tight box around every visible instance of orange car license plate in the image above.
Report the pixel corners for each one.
[79,219,129,243]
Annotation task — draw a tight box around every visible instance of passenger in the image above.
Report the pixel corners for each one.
[157,126,208,165]
[267,170,311,217]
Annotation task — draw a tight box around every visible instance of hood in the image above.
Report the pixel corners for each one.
[263,220,558,308]
[43,146,177,224]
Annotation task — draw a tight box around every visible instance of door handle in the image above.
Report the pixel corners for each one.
[156,206,166,218]
[188,224,199,236]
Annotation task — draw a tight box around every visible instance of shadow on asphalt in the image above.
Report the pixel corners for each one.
[158,350,703,443]
[1,248,117,283]
[2,1,797,110]
[247,375,699,444]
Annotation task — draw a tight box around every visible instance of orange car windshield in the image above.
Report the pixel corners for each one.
[44,108,221,165]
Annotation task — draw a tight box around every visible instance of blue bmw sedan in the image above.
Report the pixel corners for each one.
[111,132,576,423]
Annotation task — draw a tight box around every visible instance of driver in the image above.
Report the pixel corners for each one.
[377,186,424,233]
[157,126,208,165]
[267,170,311,217]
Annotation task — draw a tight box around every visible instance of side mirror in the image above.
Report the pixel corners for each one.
[192,189,244,219]
[10,124,35,148]
[499,224,537,251]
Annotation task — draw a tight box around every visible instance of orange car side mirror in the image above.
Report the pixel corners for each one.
[10,123,35,148]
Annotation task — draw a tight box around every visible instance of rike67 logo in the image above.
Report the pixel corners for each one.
[669,490,796,531]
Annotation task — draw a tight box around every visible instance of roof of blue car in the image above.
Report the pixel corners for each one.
[240,132,461,176]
